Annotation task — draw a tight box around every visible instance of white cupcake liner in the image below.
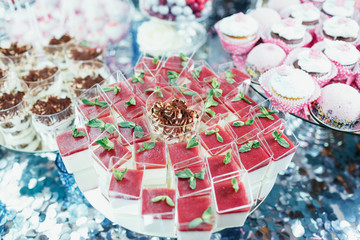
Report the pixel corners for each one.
[215,22,260,55]
[284,47,338,87]
[261,29,313,54]
[258,66,321,113]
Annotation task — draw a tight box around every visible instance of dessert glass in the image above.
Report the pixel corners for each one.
[0,79,41,151]
[145,86,204,141]
[0,56,16,81]
[0,39,34,70]
[70,60,112,97]
[42,35,74,67]
[28,82,75,151]
[135,53,164,76]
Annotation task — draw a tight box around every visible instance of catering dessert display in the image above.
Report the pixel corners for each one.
[54,53,300,239]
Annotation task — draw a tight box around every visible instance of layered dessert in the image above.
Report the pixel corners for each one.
[167,134,202,166]
[224,88,258,117]
[85,116,118,143]
[118,116,151,145]
[199,124,234,156]
[0,41,33,66]
[0,81,40,151]
[113,95,146,120]
[43,34,73,65]
[21,65,59,89]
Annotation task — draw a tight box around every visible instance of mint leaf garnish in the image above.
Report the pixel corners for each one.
[232,177,239,192]
[125,97,136,106]
[103,85,121,95]
[96,136,114,150]
[272,130,290,148]
[231,91,252,104]
[232,121,244,127]
[151,195,175,207]
[189,207,213,229]
[186,135,199,149]
[118,121,136,128]
[175,168,205,190]
[192,68,201,78]
[144,86,163,98]
[225,70,235,84]
[136,141,155,153]
[256,106,279,120]
[238,140,261,153]
[113,168,127,181]
[72,125,86,137]
[205,128,223,143]
[131,71,145,83]
[82,98,108,108]
[224,152,231,165]
[152,57,159,65]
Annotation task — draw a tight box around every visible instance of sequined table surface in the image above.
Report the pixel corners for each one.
[0,116,359,240]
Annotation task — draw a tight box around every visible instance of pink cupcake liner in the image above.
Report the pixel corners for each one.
[215,22,260,55]
[258,66,321,113]
[283,48,338,87]
[261,30,313,54]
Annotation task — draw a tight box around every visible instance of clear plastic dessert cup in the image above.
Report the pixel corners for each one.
[0,79,41,151]
[176,193,215,240]
[140,187,176,236]
[70,60,112,98]
[135,53,164,76]
[76,84,113,122]
[0,38,34,68]
[107,155,145,215]
[42,35,74,67]
[64,42,105,74]
[0,56,15,81]
[133,132,168,187]
[28,82,75,151]
[260,119,299,178]
[173,158,211,198]
[19,58,60,89]
[211,171,253,228]
[145,86,204,141]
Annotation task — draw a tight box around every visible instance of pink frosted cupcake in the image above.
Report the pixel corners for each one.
[288,3,321,27]
[311,83,360,129]
[322,0,355,17]
[245,43,287,81]
[249,8,281,32]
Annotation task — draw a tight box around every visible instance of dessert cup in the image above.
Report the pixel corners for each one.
[133,133,167,187]
[89,126,132,197]
[19,59,60,89]
[106,155,144,215]
[261,119,299,177]
[145,86,203,141]
[102,71,134,105]
[211,171,253,228]
[64,42,104,74]
[205,143,243,181]
[113,94,146,121]
[187,60,217,83]
[236,130,273,200]
[42,34,74,67]
[228,113,259,141]
[199,116,235,156]
[0,79,41,151]
[135,53,164,76]
[141,187,176,236]
[173,158,211,198]
[76,84,113,121]
[0,39,34,70]
[176,194,214,240]
[70,60,112,97]
[0,56,16,81]
[166,131,202,167]
[258,174,278,200]
[85,111,119,143]
[28,82,75,151]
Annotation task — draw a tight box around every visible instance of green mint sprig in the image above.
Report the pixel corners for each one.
[238,140,261,153]
[113,168,127,181]
[131,71,145,83]
[256,106,279,120]
[232,177,239,192]
[118,121,144,138]
[225,70,235,84]
[144,86,163,98]
[224,152,231,165]
[205,128,223,143]
[188,207,213,229]
[136,141,155,153]
[167,71,179,84]
[231,91,252,104]
[211,78,223,98]
[192,68,201,79]
[232,118,254,127]
[87,118,115,134]
[96,136,114,150]
[151,195,175,207]
[72,125,86,137]
[204,91,219,117]
[176,168,205,190]
[272,130,290,148]
[152,57,159,65]
[186,135,199,149]
[125,97,136,106]
[103,85,121,95]
[180,53,187,68]
[82,98,108,108]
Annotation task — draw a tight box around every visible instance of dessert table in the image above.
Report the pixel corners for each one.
[1,2,360,240]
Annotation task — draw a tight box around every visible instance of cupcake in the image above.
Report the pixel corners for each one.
[311,83,360,129]
[246,43,286,80]
[218,12,259,43]
[292,48,332,78]
[269,66,315,102]
[249,8,281,32]
[270,18,306,45]
[289,3,321,27]
[322,0,355,17]
[322,16,359,43]
[268,0,301,13]
[323,40,360,70]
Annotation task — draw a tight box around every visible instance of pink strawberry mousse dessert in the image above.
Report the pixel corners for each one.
[167,135,202,166]
[118,118,151,145]
[113,95,145,120]
[228,117,258,141]
[224,89,258,116]
[102,81,133,105]
[134,141,167,186]
[135,56,162,76]
[77,96,111,121]
[108,166,144,214]
[141,188,176,235]
[200,124,234,156]
[56,126,91,173]
[177,195,214,240]
[85,116,118,143]
[213,174,253,228]
[164,53,194,74]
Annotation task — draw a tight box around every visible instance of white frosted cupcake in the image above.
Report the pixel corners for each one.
[292,48,332,78]
[269,66,316,102]
[289,3,321,27]
[218,12,259,42]
[322,0,355,17]
[323,40,360,69]
[322,16,359,43]
[270,18,306,45]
